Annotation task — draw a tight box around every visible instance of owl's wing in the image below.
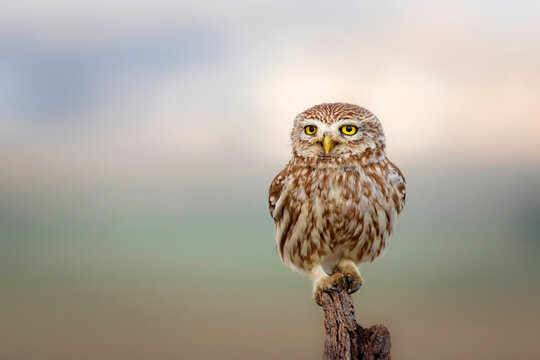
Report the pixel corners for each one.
[388,160,406,213]
[268,166,290,220]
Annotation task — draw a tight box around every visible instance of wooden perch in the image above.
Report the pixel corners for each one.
[319,291,391,360]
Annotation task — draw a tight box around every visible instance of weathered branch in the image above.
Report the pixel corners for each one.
[319,291,391,360]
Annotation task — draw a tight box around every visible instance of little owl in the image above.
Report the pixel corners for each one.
[268,103,406,304]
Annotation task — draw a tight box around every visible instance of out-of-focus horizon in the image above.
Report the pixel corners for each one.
[1,1,539,359]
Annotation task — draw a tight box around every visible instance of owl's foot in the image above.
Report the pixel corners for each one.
[312,272,348,305]
[334,260,364,294]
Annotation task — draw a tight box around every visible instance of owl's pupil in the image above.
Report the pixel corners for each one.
[346,126,352,132]
[309,126,314,132]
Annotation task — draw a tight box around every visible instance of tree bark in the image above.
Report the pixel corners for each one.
[319,291,391,360]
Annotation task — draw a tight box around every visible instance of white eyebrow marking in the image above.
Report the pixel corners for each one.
[333,118,364,126]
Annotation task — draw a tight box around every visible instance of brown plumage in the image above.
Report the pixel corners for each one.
[268,103,406,303]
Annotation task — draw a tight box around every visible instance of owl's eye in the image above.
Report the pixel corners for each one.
[341,125,357,135]
[304,125,317,135]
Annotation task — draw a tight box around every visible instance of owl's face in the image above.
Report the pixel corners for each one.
[291,103,386,161]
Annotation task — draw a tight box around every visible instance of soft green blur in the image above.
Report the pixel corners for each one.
[1,1,540,359]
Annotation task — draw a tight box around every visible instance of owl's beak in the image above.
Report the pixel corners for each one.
[323,135,335,154]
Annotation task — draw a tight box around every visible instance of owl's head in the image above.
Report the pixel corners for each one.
[291,103,386,162]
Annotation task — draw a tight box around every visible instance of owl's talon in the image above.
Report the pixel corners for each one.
[348,282,362,294]
[345,275,352,289]
[327,285,342,293]
[334,261,364,294]
[313,272,347,303]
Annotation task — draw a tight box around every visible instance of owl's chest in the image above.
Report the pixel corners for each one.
[298,169,363,227]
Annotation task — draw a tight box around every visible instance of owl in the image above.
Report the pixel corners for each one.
[268,103,406,304]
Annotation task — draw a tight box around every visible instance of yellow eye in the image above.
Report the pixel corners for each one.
[341,125,357,135]
[304,125,317,135]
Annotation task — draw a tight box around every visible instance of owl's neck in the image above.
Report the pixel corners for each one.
[291,148,385,169]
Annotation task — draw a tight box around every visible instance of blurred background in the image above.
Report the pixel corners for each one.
[1,1,539,359]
